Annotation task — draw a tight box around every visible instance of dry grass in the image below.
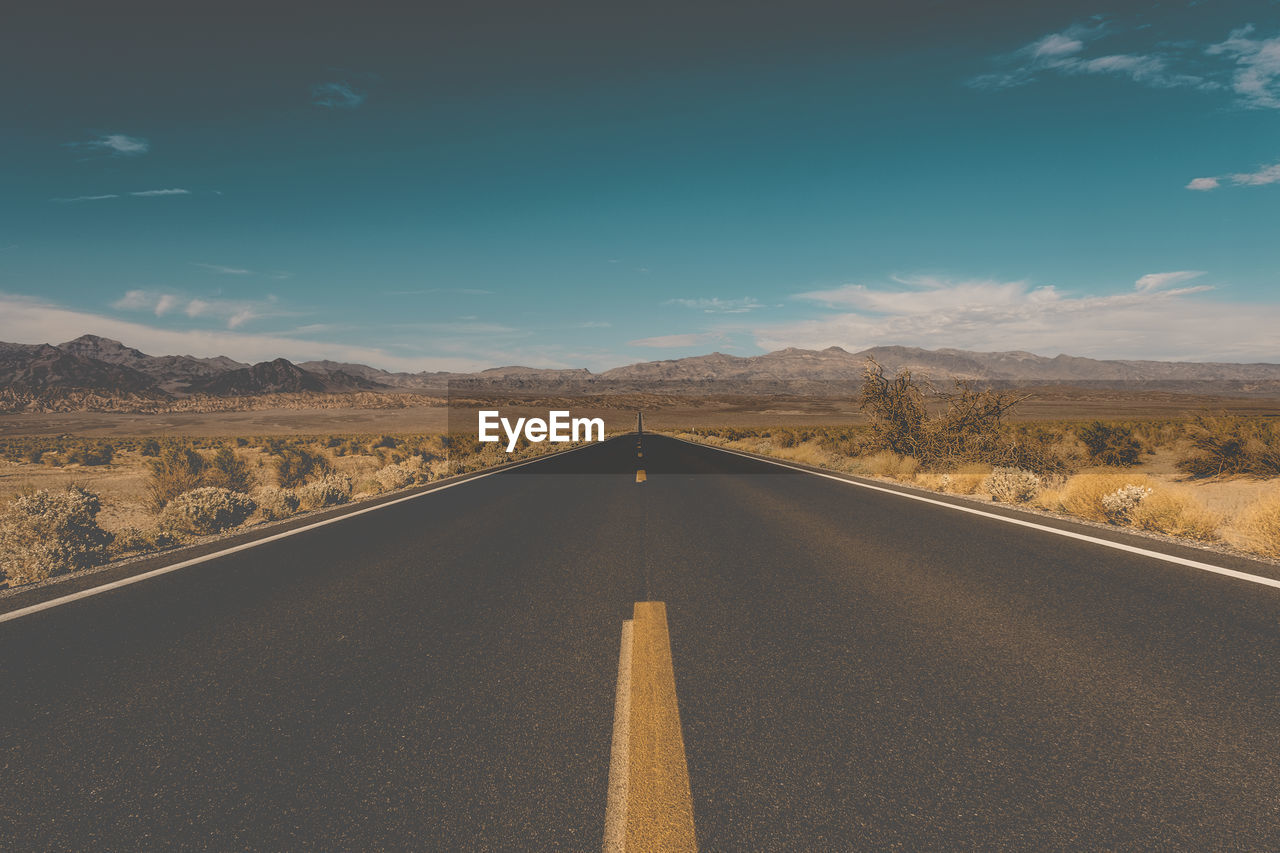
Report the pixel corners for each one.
[1129,487,1222,542]
[1228,493,1280,557]
[1058,472,1155,522]
[858,451,919,481]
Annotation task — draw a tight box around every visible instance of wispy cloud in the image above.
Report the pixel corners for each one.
[195,263,252,275]
[580,320,612,328]
[1186,160,1280,191]
[753,272,1277,362]
[51,188,192,203]
[970,20,1226,96]
[628,332,723,348]
[68,134,150,157]
[113,289,280,330]
[1206,24,1280,109]
[0,292,497,373]
[383,288,494,296]
[665,297,764,314]
[312,81,366,108]
[130,188,190,197]
[51,194,121,203]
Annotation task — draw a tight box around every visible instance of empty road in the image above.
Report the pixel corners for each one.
[3,433,1280,850]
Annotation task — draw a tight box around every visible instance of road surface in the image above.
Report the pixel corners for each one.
[3,433,1280,849]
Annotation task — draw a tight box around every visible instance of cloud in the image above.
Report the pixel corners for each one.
[665,297,764,314]
[312,82,366,108]
[113,289,276,329]
[753,272,1277,362]
[194,263,252,275]
[1207,24,1280,109]
[580,320,612,328]
[0,292,495,373]
[627,332,722,348]
[1184,160,1280,190]
[970,20,1225,96]
[383,288,494,296]
[69,134,149,156]
[130,188,190,197]
[50,188,192,203]
[51,194,120,203]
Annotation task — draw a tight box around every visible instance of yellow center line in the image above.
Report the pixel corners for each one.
[636,469,646,483]
[603,602,697,852]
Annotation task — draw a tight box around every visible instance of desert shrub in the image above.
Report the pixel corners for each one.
[1058,473,1154,522]
[1178,414,1280,478]
[65,442,115,466]
[140,438,162,457]
[371,434,400,450]
[205,447,256,493]
[0,486,113,586]
[108,525,175,556]
[374,461,423,492]
[1233,494,1280,557]
[1129,489,1220,541]
[146,445,207,511]
[274,447,332,489]
[984,467,1041,503]
[858,359,1025,465]
[1101,484,1154,524]
[1077,422,1143,467]
[296,473,353,509]
[159,487,256,536]
[252,486,300,520]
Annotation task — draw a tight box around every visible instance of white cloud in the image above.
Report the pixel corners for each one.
[580,320,612,328]
[665,297,764,314]
[1207,24,1280,109]
[312,82,366,108]
[754,272,1277,362]
[51,194,120,203]
[1184,160,1280,191]
[195,263,252,275]
[113,289,275,329]
[971,20,1234,96]
[70,134,149,156]
[130,188,190,197]
[0,293,490,373]
[627,332,722,348]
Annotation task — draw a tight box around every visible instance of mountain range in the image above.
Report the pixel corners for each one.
[3,335,1280,405]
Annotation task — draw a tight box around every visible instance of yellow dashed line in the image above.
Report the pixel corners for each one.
[636,469,647,483]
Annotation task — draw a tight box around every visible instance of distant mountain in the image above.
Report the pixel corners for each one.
[3,335,1280,410]
[0,342,161,395]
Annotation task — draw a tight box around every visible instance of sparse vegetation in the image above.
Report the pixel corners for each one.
[159,487,257,536]
[252,486,300,520]
[1077,421,1143,467]
[0,486,113,585]
[146,445,207,511]
[296,473,353,509]
[1232,493,1280,556]
[984,467,1041,504]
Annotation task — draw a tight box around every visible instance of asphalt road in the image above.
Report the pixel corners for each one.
[3,433,1280,850]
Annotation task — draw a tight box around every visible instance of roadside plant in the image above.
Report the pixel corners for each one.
[0,486,113,586]
[296,473,353,509]
[159,487,256,536]
[984,467,1041,503]
[274,447,332,489]
[1100,484,1153,524]
[252,486,300,520]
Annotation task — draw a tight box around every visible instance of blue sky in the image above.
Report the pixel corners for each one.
[2,1,1278,371]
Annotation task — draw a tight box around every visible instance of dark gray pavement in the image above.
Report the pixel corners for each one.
[3,434,1279,850]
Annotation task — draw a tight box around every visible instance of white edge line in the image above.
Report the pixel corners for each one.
[0,439,608,625]
[671,436,1280,592]
[603,618,634,853]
